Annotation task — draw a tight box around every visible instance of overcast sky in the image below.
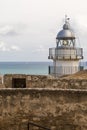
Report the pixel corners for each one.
[0,0,87,61]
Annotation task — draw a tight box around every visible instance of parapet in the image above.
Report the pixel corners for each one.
[1,70,87,89]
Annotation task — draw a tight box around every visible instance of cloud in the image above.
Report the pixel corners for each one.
[0,24,27,36]
[11,45,20,51]
[0,41,10,51]
[0,25,17,36]
[71,15,87,37]
[0,41,21,52]
[32,45,48,53]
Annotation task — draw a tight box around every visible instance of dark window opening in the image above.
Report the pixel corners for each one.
[12,78,26,88]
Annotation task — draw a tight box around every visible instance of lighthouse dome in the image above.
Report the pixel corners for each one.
[57,29,75,40]
[56,18,75,40]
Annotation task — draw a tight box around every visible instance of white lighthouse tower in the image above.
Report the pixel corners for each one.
[48,16,83,77]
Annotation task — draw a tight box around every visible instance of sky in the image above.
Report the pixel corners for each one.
[0,0,87,61]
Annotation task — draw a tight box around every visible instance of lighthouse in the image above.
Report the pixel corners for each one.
[48,16,83,77]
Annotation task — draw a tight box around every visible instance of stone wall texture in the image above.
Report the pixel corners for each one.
[3,74,87,89]
[0,89,87,130]
[0,74,86,130]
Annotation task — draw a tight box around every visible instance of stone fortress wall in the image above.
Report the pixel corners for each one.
[0,73,87,130]
[3,74,87,89]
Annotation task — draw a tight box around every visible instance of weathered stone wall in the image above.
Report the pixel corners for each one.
[3,74,87,89]
[0,74,87,130]
[0,88,87,130]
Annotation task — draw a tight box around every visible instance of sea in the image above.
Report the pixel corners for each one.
[0,61,86,75]
[0,62,52,75]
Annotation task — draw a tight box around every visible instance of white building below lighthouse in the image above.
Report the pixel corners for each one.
[48,16,83,77]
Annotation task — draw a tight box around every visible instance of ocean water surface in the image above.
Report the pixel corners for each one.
[0,62,52,75]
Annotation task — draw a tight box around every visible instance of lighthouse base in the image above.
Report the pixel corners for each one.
[49,60,81,77]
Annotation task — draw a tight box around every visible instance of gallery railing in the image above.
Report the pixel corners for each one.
[48,47,83,60]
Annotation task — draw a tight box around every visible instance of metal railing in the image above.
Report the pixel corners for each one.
[48,47,83,60]
[28,122,51,130]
